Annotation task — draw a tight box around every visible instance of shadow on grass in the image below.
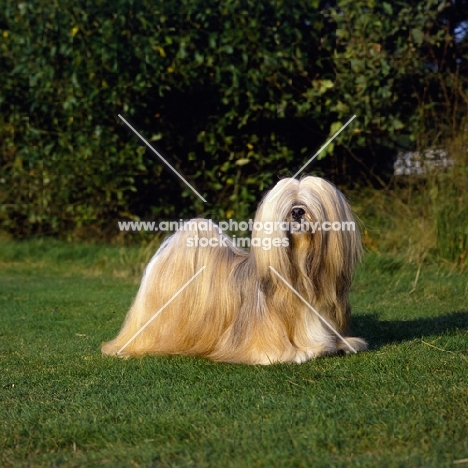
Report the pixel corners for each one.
[352,311,468,349]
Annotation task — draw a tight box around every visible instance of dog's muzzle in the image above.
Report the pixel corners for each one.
[291,207,305,222]
[290,206,308,233]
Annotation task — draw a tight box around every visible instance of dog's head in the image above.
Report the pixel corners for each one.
[254,176,340,238]
[251,176,361,290]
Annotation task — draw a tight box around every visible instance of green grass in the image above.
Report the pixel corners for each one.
[1,240,467,467]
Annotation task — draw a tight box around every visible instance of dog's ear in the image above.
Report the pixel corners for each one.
[250,228,294,287]
[250,178,298,283]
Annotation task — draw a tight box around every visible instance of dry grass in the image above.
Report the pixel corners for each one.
[354,124,468,270]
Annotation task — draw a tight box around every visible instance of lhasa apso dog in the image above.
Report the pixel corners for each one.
[102,176,367,364]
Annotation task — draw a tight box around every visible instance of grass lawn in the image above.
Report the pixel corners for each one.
[0,240,467,467]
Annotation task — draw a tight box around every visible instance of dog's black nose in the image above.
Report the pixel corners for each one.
[291,207,305,221]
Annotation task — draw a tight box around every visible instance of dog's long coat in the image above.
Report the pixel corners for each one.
[102,177,367,364]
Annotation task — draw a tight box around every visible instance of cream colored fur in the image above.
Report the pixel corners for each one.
[102,176,367,364]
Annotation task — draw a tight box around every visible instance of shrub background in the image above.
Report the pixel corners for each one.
[1,0,467,239]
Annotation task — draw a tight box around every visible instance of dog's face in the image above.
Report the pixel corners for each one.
[255,178,326,240]
[251,176,360,269]
[249,178,328,277]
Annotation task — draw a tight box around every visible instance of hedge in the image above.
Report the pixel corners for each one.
[0,0,467,239]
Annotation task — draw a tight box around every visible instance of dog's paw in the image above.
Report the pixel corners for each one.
[292,349,315,364]
[337,337,368,354]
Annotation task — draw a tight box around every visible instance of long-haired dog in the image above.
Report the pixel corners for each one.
[102,176,367,364]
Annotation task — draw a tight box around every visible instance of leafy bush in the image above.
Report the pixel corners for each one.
[0,0,466,239]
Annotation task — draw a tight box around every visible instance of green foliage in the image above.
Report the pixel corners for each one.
[0,0,466,239]
[331,0,467,150]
